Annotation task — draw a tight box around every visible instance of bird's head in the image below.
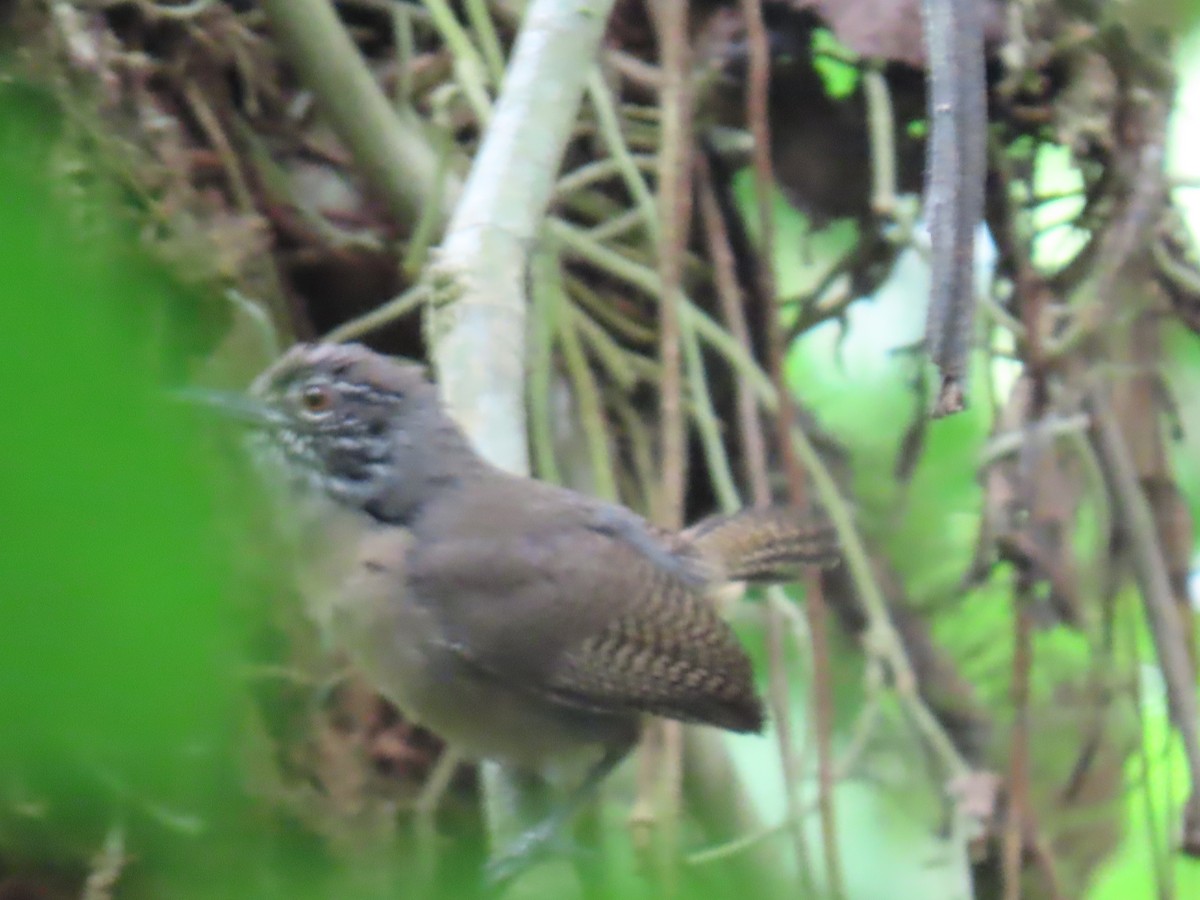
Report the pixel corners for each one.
[183,343,473,523]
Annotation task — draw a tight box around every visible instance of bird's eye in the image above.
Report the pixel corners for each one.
[300,384,336,414]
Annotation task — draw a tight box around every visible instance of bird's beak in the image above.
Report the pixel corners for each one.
[171,386,280,430]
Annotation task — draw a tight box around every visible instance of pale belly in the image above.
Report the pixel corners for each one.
[340,601,632,769]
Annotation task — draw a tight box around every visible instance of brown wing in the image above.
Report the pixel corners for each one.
[406,476,765,733]
[545,557,764,732]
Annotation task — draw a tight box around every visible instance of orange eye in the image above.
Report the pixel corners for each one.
[300,384,335,414]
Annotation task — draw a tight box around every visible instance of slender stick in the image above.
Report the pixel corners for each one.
[1002,605,1033,900]
[528,244,565,486]
[862,65,898,218]
[464,0,507,85]
[260,0,460,225]
[651,0,691,527]
[738,0,845,894]
[559,307,619,502]
[697,161,771,504]
[422,0,495,121]
[1088,387,1200,853]
[698,158,816,892]
[635,4,691,891]
[919,0,988,415]
[324,284,428,343]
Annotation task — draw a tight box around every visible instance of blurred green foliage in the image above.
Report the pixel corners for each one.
[812,29,860,99]
[0,80,316,898]
[0,76,224,887]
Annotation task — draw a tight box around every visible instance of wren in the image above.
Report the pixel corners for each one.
[189,342,840,880]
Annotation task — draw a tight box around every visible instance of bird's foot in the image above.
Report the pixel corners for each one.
[483,822,589,895]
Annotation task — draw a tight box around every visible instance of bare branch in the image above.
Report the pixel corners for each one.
[919,0,988,415]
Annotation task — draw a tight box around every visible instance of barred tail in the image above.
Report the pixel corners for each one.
[682,507,840,584]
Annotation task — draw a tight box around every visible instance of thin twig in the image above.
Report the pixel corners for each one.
[633,4,691,890]
[587,207,651,243]
[559,305,620,501]
[587,73,661,238]
[1087,386,1200,853]
[528,241,565,485]
[323,283,429,343]
[681,315,740,511]
[738,0,845,894]
[260,0,461,225]
[698,154,815,891]
[610,391,657,512]
[783,410,974,784]
[390,3,417,106]
[463,0,507,86]
[649,0,690,525]
[401,127,457,278]
[979,414,1091,467]
[1126,605,1171,896]
[697,160,771,504]
[1002,605,1033,900]
[862,65,898,218]
[606,48,663,91]
[919,0,988,415]
[566,272,658,345]
[572,305,658,388]
[180,80,256,213]
[138,0,217,20]
[554,154,657,199]
[421,0,494,122]
[686,694,884,869]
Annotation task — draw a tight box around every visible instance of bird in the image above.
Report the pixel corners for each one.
[185,341,840,881]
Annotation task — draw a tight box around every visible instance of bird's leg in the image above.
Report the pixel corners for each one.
[413,748,462,892]
[483,744,629,893]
